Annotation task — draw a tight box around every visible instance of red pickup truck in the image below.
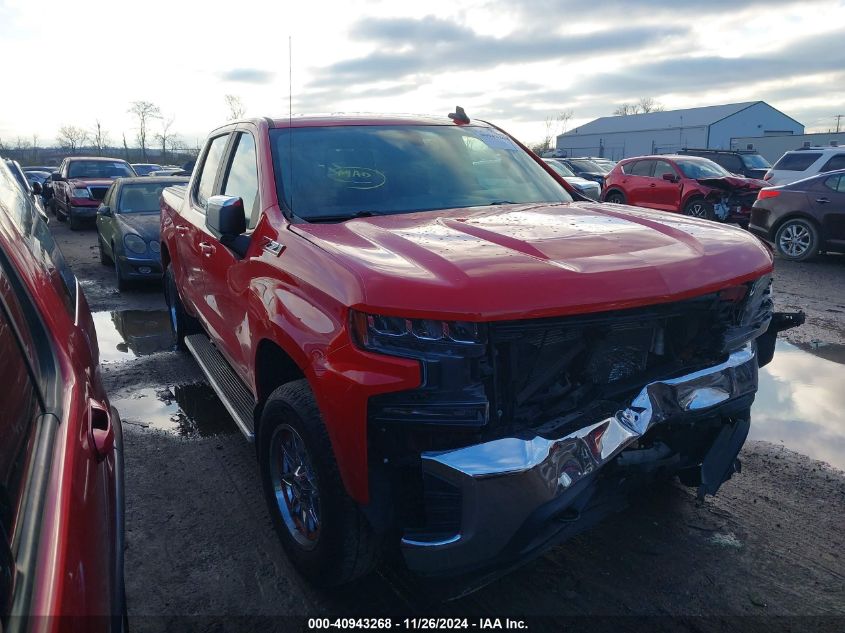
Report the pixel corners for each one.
[51,157,136,230]
[161,113,800,587]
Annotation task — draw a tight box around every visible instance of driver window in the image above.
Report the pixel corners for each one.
[221,133,260,229]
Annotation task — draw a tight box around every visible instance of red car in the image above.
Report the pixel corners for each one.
[601,154,767,224]
[0,161,125,630]
[161,113,797,588]
[50,158,136,230]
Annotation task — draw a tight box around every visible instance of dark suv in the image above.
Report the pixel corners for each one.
[678,149,771,179]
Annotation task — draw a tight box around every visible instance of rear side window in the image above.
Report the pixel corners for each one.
[820,154,845,172]
[221,133,260,229]
[621,161,638,175]
[773,152,821,171]
[711,154,743,172]
[195,135,230,209]
[630,161,654,177]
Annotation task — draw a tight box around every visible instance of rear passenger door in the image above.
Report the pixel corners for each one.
[176,133,230,317]
[816,174,845,241]
[201,130,261,379]
[626,160,656,208]
[650,160,682,211]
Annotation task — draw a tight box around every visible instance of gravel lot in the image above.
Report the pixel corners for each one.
[49,217,845,631]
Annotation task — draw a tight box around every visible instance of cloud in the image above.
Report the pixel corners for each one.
[218,68,275,84]
[308,16,687,89]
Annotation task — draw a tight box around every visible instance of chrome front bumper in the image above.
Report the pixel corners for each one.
[401,345,758,574]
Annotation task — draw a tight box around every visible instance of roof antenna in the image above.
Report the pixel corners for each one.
[288,35,293,214]
[449,105,470,124]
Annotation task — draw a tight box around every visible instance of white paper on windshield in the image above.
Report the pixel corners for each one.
[473,128,519,151]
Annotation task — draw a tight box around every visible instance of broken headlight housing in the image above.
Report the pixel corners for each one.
[350,310,486,357]
[351,310,491,428]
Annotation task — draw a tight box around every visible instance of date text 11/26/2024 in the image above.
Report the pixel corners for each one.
[307,618,529,630]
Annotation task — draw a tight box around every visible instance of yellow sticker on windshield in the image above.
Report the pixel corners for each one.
[328,165,386,190]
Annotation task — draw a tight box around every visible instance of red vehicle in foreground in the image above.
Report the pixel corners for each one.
[161,113,799,589]
[601,154,767,224]
[0,162,125,630]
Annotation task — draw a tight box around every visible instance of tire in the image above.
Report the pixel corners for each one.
[604,190,626,204]
[258,380,378,586]
[682,198,714,221]
[164,263,200,348]
[98,237,112,265]
[56,202,67,222]
[69,210,82,230]
[774,218,820,262]
[114,249,128,291]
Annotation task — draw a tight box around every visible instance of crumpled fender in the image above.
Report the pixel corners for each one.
[696,176,767,192]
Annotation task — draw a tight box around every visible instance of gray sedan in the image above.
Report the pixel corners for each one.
[96,176,188,289]
[543,159,601,200]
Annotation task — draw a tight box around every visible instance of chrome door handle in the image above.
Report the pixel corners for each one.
[199,242,216,257]
[176,225,189,235]
[815,198,830,204]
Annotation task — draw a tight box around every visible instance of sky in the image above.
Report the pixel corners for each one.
[1,0,844,149]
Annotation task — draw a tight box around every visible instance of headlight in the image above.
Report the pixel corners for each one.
[71,188,91,198]
[350,310,485,356]
[123,233,147,255]
[149,240,160,254]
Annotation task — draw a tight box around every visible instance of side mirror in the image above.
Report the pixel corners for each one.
[206,195,246,238]
[51,171,63,182]
[662,173,678,183]
[31,182,42,194]
[98,205,112,217]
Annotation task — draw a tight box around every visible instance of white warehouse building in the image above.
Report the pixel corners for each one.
[556,101,804,160]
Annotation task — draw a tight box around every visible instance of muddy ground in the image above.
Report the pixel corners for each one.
[50,218,845,631]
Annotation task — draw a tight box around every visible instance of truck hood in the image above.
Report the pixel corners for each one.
[292,202,773,320]
[68,178,114,188]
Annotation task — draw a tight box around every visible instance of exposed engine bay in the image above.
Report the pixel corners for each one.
[697,176,767,221]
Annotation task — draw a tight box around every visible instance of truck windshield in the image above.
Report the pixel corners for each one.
[68,161,135,179]
[269,125,572,222]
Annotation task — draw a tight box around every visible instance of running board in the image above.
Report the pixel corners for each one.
[184,334,256,441]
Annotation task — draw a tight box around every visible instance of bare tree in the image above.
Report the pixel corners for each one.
[155,116,176,164]
[614,98,664,116]
[638,97,664,113]
[31,134,39,163]
[122,133,131,161]
[558,109,574,135]
[128,101,161,161]
[91,120,111,155]
[224,94,245,120]
[57,125,89,152]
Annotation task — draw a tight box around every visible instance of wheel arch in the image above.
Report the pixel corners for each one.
[770,211,822,240]
[253,338,307,434]
[603,187,626,202]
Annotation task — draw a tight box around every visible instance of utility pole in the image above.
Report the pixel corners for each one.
[835,114,843,133]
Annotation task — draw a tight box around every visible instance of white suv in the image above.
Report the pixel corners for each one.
[765,146,845,185]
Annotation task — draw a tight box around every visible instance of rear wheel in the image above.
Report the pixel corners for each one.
[682,198,714,220]
[69,209,83,230]
[258,380,378,586]
[774,218,819,262]
[164,263,200,348]
[56,202,67,222]
[604,190,626,204]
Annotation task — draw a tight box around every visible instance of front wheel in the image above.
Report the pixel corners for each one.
[113,248,128,291]
[682,198,714,220]
[99,237,112,265]
[164,263,200,348]
[258,380,378,586]
[774,218,819,262]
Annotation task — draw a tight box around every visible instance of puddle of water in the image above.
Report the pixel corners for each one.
[92,309,174,363]
[752,340,845,470]
[112,383,238,437]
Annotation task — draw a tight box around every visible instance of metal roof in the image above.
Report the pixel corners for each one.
[563,102,762,136]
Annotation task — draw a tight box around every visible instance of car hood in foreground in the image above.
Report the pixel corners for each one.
[116,212,160,242]
[293,202,774,320]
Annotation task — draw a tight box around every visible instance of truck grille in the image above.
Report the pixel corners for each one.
[89,186,109,201]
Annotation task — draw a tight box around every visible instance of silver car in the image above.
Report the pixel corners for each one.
[543,159,601,200]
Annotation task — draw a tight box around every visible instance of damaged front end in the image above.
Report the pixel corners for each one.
[698,176,767,223]
[365,275,802,577]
